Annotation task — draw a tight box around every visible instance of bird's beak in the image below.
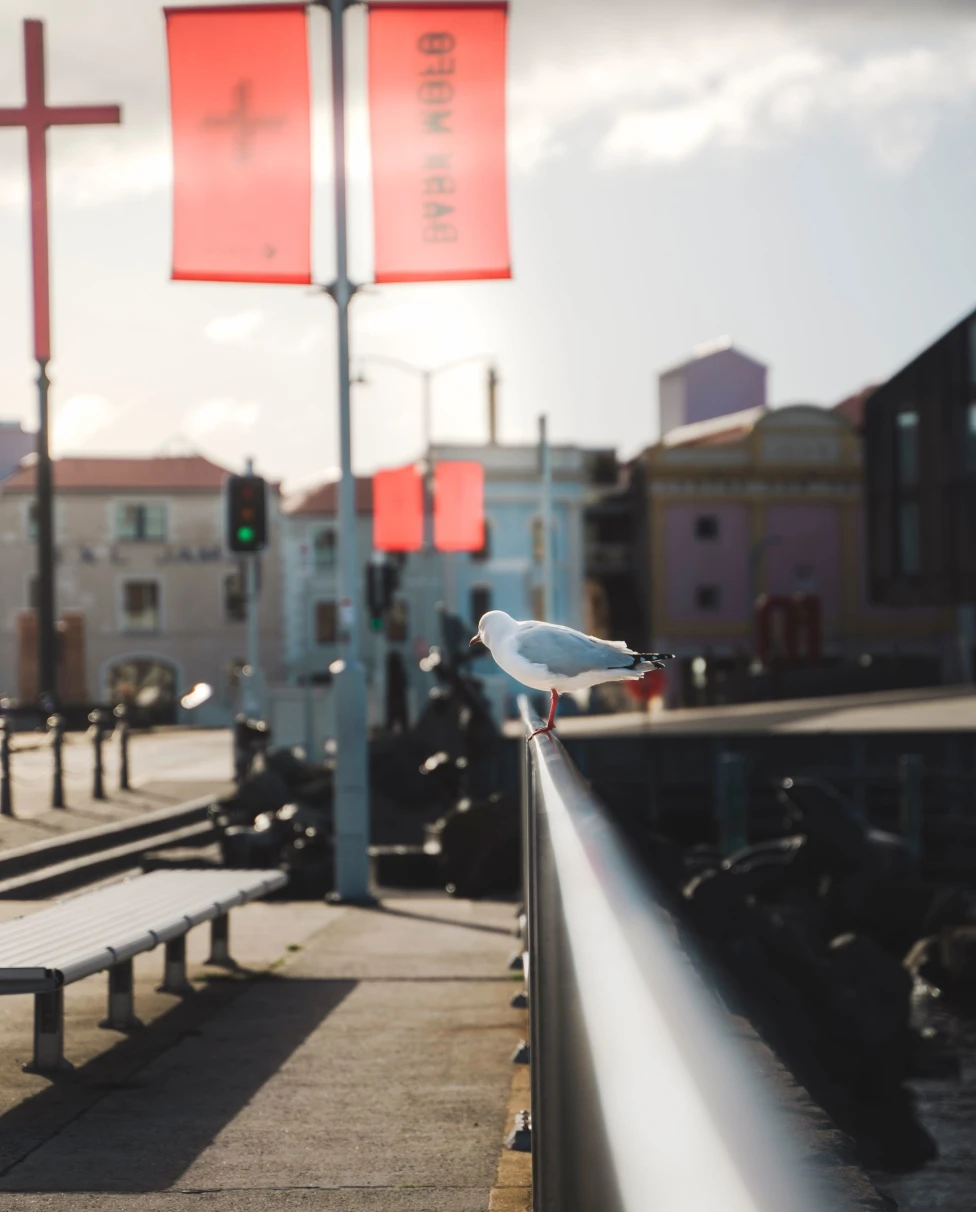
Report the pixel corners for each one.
[469,635,483,649]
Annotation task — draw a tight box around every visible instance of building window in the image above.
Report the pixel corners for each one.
[314,528,337,572]
[386,599,408,642]
[315,600,337,644]
[224,570,246,622]
[470,585,492,625]
[695,514,719,540]
[471,520,492,563]
[117,502,167,542]
[895,411,918,488]
[898,502,920,576]
[122,581,160,632]
[696,585,720,610]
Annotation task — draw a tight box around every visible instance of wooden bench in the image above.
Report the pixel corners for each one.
[0,867,287,1072]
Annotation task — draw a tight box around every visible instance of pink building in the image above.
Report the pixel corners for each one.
[638,402,953,676]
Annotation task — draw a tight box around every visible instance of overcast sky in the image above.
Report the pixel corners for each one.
[1,0,975,486]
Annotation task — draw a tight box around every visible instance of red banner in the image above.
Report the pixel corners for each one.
[434,461,484,551]
[165,5,311,284]
[374,465,424,551]
[368,3,510,283]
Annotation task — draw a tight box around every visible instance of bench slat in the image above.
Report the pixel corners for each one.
[0,869,286,991]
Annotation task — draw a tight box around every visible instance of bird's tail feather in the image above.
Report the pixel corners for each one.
[628,652,675,670]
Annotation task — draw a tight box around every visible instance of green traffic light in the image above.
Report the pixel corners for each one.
[237,526,255,543]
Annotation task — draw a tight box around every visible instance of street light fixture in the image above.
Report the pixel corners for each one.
[354,354,498,454]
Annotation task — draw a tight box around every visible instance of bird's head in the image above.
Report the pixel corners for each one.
[469,609,515,652]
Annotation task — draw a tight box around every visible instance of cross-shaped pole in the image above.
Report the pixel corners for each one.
[0,20,121,707]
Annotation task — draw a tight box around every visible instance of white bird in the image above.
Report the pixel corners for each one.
[470,610,674,739]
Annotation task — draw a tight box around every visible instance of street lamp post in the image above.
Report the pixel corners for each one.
[355,354,498,472]
[355,354,497,635]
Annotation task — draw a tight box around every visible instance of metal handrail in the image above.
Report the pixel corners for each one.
[518,696,823,1212]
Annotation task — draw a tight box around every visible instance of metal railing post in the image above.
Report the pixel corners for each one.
[47,713,64,809]
[89,709,109,801]
[0,714,13,818]
[898,753,924,860]
[715,751,748,856]
[114,702,130,791]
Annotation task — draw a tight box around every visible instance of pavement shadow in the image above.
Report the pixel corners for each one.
[0,972,357,1192]
[367,901,518,939]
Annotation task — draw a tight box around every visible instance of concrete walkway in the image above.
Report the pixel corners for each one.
[0,729,233,851]
[0,892,525,1210]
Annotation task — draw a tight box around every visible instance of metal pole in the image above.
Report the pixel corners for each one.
[48,712,63,809]
[0,716,13,818]
[328,0,370,902]
[36,359,57,707]
[487,365,498,443]
[115,702,129,791]
[539,416,554,622]
[302,550,315,760]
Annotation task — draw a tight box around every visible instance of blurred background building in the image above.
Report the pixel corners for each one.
[0,455,283,723]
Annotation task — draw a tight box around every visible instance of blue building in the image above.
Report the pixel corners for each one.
[279,442,612,729]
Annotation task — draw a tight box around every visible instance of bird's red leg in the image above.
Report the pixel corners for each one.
[528,690,559,740]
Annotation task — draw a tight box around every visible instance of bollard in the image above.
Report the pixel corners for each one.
[898,753,924,861]
[715,751,748,857]
[47,714,65,809]
[114,702,130,791]
[88,709,111,802]
[0,715,12,818]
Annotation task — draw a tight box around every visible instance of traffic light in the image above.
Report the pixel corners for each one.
[226,475,268,553]
[366,558,400,627]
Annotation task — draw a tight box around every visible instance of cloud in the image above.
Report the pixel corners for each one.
[52,394,119,455]
[508,20,976,174]
[203,310,265,344]
[183,397,261,438]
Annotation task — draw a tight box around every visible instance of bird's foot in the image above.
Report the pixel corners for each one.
[527,724,555,741]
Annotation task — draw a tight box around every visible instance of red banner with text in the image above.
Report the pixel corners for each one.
[165,5,311,284]
[368,3,510,283]
[434,461,484,552]
[374,465,424,552]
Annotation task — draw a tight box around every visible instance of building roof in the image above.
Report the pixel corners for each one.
[658,338,768,379]
[833,385,876,429]
[285,476,374,516]
[2,455,234,493]
[660,405,767,448]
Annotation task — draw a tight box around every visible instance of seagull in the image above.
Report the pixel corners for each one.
[470,610,674,739]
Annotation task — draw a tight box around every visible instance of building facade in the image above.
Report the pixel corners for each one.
[658,339,767,437]
[638,403,954,697]
[865,305,976,607]
[279,443,599,723]
[0,456,283,722]
[0,421,34,482]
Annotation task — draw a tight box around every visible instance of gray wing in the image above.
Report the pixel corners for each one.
[513,622,636,679]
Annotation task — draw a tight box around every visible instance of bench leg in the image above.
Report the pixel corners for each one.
[157,935,194,996]
[205,913,237,969]
[23,989,73,1075]
[100,959,143,1032]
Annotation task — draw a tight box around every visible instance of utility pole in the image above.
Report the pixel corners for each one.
[0,21,122,708]
[324,0,370,902]
[539,415,555,622]
[487,365,499,443]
